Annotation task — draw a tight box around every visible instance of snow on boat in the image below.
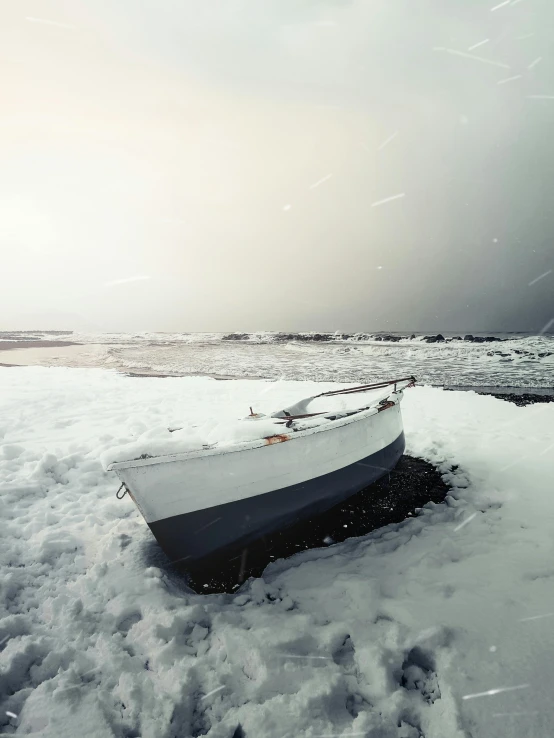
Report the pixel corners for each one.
[107,377,416,565]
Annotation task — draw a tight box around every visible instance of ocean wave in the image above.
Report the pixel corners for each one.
[3,330,552,388]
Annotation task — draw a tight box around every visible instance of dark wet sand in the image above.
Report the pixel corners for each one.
[451,390,554,407]
[481,392,553,407]
[124,370,264,380]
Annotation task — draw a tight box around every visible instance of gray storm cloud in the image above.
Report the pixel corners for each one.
[1,0,552,332]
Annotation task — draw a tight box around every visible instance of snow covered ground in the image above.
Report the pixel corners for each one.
[1,367,554,737]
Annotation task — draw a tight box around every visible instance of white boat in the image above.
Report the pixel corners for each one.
[107,377,415,565]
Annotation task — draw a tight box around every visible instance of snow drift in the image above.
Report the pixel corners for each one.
[1,367,553,738]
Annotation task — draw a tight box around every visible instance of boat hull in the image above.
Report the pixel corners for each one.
[111,398,406,565]
[149,430,405,564]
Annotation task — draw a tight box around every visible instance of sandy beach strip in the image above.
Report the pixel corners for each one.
[0,341,110,368]
[0,340,79,351]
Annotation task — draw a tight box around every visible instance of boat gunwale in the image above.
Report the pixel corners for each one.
[107,390,404,472]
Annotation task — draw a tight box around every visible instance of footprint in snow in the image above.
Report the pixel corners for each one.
[400,646,441,704]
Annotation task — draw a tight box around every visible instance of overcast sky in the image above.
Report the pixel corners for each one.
[1,0,553,333]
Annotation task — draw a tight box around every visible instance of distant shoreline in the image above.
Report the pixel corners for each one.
[0,340,80,351]
[0,338,552,404]
[0,348,551,405]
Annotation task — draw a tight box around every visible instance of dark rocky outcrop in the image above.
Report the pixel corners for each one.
[222,333,250,341]
[221,331,508,345]
[463,334,504,343]
[424,334,445,343]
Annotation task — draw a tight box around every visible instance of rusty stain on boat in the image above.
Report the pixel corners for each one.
[264,434,290,445]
